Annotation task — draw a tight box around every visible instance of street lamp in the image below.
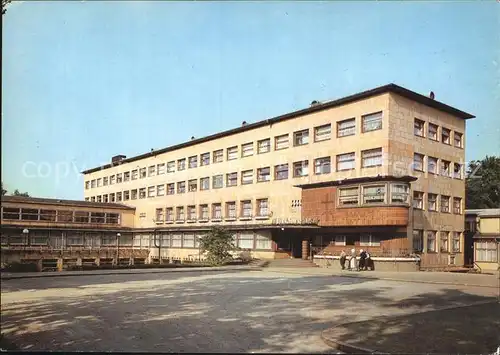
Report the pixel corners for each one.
[116,232,121,266]
[22,228,29,247]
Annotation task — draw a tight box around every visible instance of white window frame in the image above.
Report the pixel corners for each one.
[334,235,346,246]
[362,148,383,168]
[428,123,438,141]
[338,187,359,206]
[157,185,165,196]
[274,134,289,150]
[337,152,355,171]
[391,183,409,204]
[201,152,210,166]
[441,127,451,145]
[428,156,438,174]
[227,146,238,161]
[414,118,425,137]
[428,193,438,211]
[241,170,253,185]
[257,167,271,182]
[413,230,423,253]
[256,198,269,217]
[427,231,437,252]
[293,129,309,146]
[188,156,198,169]
[337,118,356,137]
[257,138,271,154]
[275,164,289,180]
[226,172,238,187]
[362,184,386,204]
[212,175,223,189]
[413,191,424,209]
[360,234,380,247]
[241,142,254,157]
[213,149,224,163]
[314,157,331,175]
[454,132,463,148]
[177,181,186,194]
[226,202,237,219]
[293,160,309,177]
[314,124,331,142]
[200,177,210,191]
[167,161,175,173]
[362,112,383,132]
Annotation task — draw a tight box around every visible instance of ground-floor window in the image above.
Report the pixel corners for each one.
[256,234,272,250]
[335,235,346,246]
[412,230,423,253]
[452,232,461,253]
[475,241,498,262]
[360,234,380,247]
[440,231,449,253]
[426,231,437,252]
[238,233,254,249]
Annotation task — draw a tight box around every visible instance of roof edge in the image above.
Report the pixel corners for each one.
[295,175,418,189]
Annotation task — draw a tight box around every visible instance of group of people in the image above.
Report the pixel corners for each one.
[339,248,372,271]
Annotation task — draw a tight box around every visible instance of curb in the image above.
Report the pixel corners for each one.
[320,299,498,354]
[1,266,264,280]
[263,268,498,288]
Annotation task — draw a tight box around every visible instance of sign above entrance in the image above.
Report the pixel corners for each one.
[271,218,320,226]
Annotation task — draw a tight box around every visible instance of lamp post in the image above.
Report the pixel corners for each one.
[116,232,121,266]
[22,228,29,249]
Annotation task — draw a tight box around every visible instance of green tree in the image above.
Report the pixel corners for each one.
[2,0,11,15]
[199,226,237,266]
[12,189,30,197]
[465,156,500,209]
[1,182,7,196]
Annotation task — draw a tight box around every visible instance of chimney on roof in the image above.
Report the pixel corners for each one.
[111,155,126,164]
[310,100,321,107]
[429,91,435,100]
[242,121,247,126]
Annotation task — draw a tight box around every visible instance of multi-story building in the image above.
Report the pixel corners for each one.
[79,83,474,268]
[465,209,500,272]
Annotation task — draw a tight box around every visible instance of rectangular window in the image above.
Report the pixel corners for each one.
[167,183,175,195]
[177,159,186,171]
[256,234,271,250]
[212,175,223,189]
[257,138,271,154]
[123,191,130,201]
[427,231,437,252]
[212,203,222,220]
[74,211,89,223]
[21,208,39,221]
[188,179,197,192]
[363,185,386,204]
[452,232,461,253]
[360,234,381,247]
[314,124,331,142]
[293,129,309,146]
[157,163,165,175]
[238,233,254,249]
[97,178,102,187]
[274,134,289,150]
[188,156,197,169]
[314,157,331,175]
[132,170,138,180]
[413,191,424,209]
[441,160,451,177]
[183,233,195,248]
[337,152,355,171]
[167,161,175,173]
[187,206,196,221]
[85,181,90,190]
[413,153,424,171]
[337,118,356,137]
[166,208,174,222]
[157,184,165,196]
[338,187,359,206]
[442,127,451,145]
[39,209,56,222]
[453,163,462,179]
[440,231,449,252]
[97,196,102,203]
[171,234,182,247]
[200,152,210,166]
[475,241,498,262]
[176,207,185,221]
[213,149,223,163]
[335,235,346,246]
[428,123,438,141]
[116,173,123,183]
[226,172,238,187]
[413,230,423,253]
[454,132,463,148]
[227,146,238,160]
[139,188,146,199]
[391,184,409,203]
[274,164,289,180]
[362,111,382,132]
[109,193,115,202]
[116,192,122,202]
[131,189,138,200]
[103,194,109,203]
[148,166,156,177]
[257,167,271,182]
[428,193,438,211]
[362,148,383,168]
[241,200,252,218]
[148,186,155,198]
[155,208,164,223]
[453,197,462,214]
[241,170,253,185]
[177,181,186,194]
[293,160,309,177]
[139,168,147,178]
[199,205,209,220]
[200,177,210,191]
[91,179,96,188]
[90,196,95,202]
[241,142,254,157]
[428,156,438,174]
[226,202,237,219]
[90,212,105,223]
[124,172,130,182]
[440,195,450,213]
[107,213,120,224]
[257,198,269,217]
[414,119,425,137]
[110,176,115,185]
[57,210,73,222]
[103,177,108,186]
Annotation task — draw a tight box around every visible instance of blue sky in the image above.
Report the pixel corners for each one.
[2,1,499,199]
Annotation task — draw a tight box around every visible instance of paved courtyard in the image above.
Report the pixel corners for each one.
[1,269,498,353]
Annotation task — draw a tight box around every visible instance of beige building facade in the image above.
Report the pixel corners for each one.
[78,84,473,268]
[465,209,500,272]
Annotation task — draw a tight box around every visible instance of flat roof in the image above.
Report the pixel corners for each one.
[82,83,475,174]
[295,175,418,189]
[1,195,136,210]
[465,209,500,217]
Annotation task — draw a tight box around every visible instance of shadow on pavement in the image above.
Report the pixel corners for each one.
[1,272,497,353]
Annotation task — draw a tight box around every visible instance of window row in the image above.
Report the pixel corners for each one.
[1,208,121,224]
[154,199,270,224]
[151,232,272,250]
[413,230,461,253]
[1,231,132,246]
[337,182,410,206]
[412,192,462,214]
[85,111,384,190]
[414,118,463,148]
[331,234,381,247]
[412,153,463,179]
[474,241,498,263]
